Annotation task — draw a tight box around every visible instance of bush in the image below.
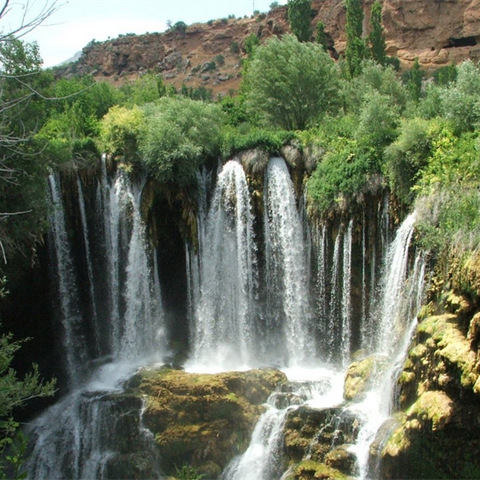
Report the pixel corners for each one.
[222,126,296,157]
[307,138,378,214]
[384,117,432,204]
[244,33,260,55]
[100,105,145,160]
[139,97,225,186]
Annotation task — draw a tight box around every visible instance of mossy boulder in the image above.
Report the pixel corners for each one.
[283,405,358,477]
[287,459,354,480]
[125,366,286,477]
[343,355,389,401]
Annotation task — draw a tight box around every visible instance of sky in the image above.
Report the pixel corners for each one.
[3,0,288,68]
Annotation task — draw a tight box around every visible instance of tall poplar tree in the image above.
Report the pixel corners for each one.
[345,0,366,77]
[369,0,386,65]
[288,0,313,42]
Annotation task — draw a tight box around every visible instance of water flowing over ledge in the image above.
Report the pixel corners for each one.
[27,157,426,480]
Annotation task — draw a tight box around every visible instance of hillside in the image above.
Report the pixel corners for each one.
[58,0,480,97]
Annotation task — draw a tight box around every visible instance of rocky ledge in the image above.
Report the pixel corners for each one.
[125,366,287,478]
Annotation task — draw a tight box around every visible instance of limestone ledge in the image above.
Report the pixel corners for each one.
[124,366,287,478]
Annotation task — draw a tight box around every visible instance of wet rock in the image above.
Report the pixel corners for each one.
[125,366,286,476]
[343,355,388,401]
[324,445,358,476]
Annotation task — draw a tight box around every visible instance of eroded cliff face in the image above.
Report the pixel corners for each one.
[60,0,480,95]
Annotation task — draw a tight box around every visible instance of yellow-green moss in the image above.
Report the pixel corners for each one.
[406,391,453,431]
[292,459,352,480]
[343,355,388,401]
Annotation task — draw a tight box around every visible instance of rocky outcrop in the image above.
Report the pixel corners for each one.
[344,355,388,401]
[59,0,480,95]
[283,406,358,480]
[376,290,480,479]
[125,366,286,478]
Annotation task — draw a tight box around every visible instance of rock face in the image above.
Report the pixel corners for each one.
[125,367,286,478]
[283,406,359,480]
[343,355,388,401]
[59,0,480,94]
[377,290,480,479]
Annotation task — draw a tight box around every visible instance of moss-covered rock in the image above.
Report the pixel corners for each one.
[125,366,286,477]
[379,291,480,479]
[283,405,358,478]
[343,355,389,401]
[289,459,353,480]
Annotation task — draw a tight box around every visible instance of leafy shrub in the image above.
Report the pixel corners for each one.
[384,117,431,203]
[341,60,407,113]
[355,90,400,149]
[100,105,145,160]
[214,54,225,66]
[244,33,260,55]
[222,126,296,157]
[139,97,225,186]
[175,464,204,480]
[307,139,378,214]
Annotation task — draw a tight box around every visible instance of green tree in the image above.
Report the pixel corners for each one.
[341,60,407,113]
[316,21,328,51]
[440,60,480,133]
[172,21,187,37]
[345,0,367,77]
[405,57,423,101]
[139,97,225,186]
[119,73,166,106]
[100,105,145,160]
[287,0,312,42]
[368,0,386,65]
[243,34,339,130]
[244,33,260,55]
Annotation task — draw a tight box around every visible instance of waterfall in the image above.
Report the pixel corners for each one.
[341,220,353,367]
[48,173,87,388]
[77,176,100,354]
[327,228,342,361]
[314,224,328,352]
[348,214,425,480]
[190,160,258,369]
[221,396,290,480]
[264,157,315,366]
[375,212,417,354]
[28,164,167,479]
[222,368,345,480]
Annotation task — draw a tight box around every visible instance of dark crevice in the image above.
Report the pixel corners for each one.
[444,36,477,48]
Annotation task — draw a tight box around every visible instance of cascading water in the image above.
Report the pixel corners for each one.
[263,157,315,366]
[222,368,345,480]
[77,176,100,353]
[48,173,88,388]
[190,159,258,369]
[32,154,428,480]
[222,207,425,480]
[341,219,353,367]
[348,213,425,480]
[28,165,167,480]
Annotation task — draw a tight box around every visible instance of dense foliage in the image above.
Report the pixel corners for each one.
[139,97,225,186]
[243,35,338,130]
[287,0,312,42]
